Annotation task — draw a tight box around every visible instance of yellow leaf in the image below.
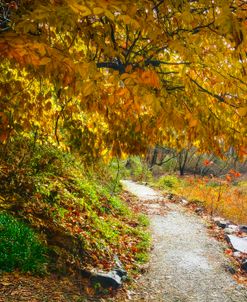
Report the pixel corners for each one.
[68,1,91,16]
[120,73,130,80]
[105,10,115,20]
[144,93,155,105]
[39,57,51,65]
[237,107,247,117]
[100,149,108,156]
[82,81,94,96]
[189,119,198,127]
[93,7,104,15]
[120,15,132,25]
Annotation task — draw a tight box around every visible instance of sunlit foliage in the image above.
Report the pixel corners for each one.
[0,0,246,159]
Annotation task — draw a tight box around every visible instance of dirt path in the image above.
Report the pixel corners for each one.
[120,180,247,302]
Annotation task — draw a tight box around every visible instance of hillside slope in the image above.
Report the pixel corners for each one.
[0,138,149,285]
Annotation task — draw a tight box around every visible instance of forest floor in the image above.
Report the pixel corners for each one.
[1,180,247,302]
[112,180,247,302]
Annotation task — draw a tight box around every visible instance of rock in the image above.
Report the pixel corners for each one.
[195,207,204,214]
[213,217,230,229]
[239,225,247,233]
[224,225,239,234]
[114,268,127,279]
[90,270,122,289]
[224,228,235,234]
[228,224,239,231]
[241,260,247,272]
[90,255,127,289]
[113,254,127,278]
[226,235,247,253]
[217,221,229,229]
[181,198,189,206]
[233,251,242,258]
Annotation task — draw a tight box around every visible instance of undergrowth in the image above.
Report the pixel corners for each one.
[153,172,247,224]
[155,175,181,192]
[0,213,47,273]
[177,176,247,224]
[0,137,150,274]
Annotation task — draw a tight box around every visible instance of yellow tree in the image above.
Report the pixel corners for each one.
[0,0,246,158]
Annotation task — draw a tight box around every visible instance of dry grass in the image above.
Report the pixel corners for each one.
[177,176,247,224]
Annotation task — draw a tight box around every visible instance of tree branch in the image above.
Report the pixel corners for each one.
[125,30,141,62]
[96,60,190,72]
[188,75,238,108]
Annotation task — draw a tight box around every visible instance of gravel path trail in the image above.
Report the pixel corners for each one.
[120,180,247,302]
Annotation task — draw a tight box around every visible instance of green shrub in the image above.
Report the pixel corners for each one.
[138,214,150,227]
[30,143,75,176]
[0,213,47,273]
[108,196,130,215]
[157,175,180,190]
[135,230,151,263]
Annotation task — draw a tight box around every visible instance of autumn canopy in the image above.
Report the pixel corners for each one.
[0,0,246,159]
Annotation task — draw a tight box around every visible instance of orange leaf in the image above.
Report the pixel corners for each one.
[203,159,213,166]
[225,249,232,255]
[226,175,232,182]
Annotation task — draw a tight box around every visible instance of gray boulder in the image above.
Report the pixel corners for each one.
[226,235,247,253]
[224,225,239,234]
[90,269,123,289]
[113,254,127,278]
[195,207,204,214]
[213,217,230,229]
[90,255,127,289]
[233,251,242,258]
[239,225,247,233]
[180,198,189,206]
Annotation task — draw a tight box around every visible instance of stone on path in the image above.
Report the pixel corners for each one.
[226,235,247,253]
[239,225,247,233]
[90,254,127,289]
[180,198,189,206]
[224,225,239,234]
[213,217,230,229]
[90,270,122,289]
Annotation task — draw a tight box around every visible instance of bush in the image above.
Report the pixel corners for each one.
[157,175,180,190]
[0,213,47,273]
